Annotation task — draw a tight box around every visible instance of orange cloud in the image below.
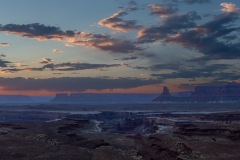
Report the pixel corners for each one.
[148,4,177,18]
[220,2,240,13]
[53,49,63,53]
[98,11,142,32]
[73,32,141,53]
[1,23,140,53]
[40,58,54,64]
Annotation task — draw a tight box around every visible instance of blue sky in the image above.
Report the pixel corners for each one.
[0,0,239,95]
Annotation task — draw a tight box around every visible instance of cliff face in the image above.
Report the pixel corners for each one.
[192,83,240,98]
[51,93,158,104]
[51,93,69,102]
[161,86,171,97]
[153,83,240,103]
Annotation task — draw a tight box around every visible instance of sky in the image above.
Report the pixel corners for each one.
[0,0,240,95]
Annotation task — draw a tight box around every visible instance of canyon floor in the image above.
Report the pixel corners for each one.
[0,103,240,160]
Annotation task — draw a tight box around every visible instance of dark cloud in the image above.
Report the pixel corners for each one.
[67,32,141,53]
[0,55,12,68]
[136,61,235,73]
[138,52,157,58]
[134,62,183,71]
[205,64,233,71]
[42,62,124,71]
[0,54,6,58]
[164,11,201,28]
[151,64,235,80]
[0,77,161,92]
[168,13,240,59]
[1,62,126,73]
[138,10,240,59]
[0,23,140,53]
[148,4,178,18]
[0,43,10,47]
[0,23,75,41]
[115,52,157,63]
[1,68,25,73]
[0,60,11,68]
[114,56,138,61]
[118,0,139,11]
[98,10,142,32]
[222,35,238,41]
[213,72,240,81]
[163,0,211,5]
[1,67,43,73]
[133,66,148,70]
[183,0,211,4]
[152,70,212,79]
[201,12,239,32]
[138,11,201,43]
[128,0,137,6]
[149,63,181,71]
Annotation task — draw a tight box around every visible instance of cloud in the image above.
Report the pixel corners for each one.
[151,64,235,80]
[114,56,138,61]
[65,43,74,47]
[40,58,54,64]
[128,0,137,7]
[0,55,12,67]
[167,13,240,59]
[118,0,139,11]
[0,23,140,53]
[148,63,181,71]
[138,11,201,43]
[0,54,6,58]
[1,62,127,73]
[74,32,141,53]
[0,43,10,47]
[42,62,124,71]
[0,77,161,92]
[53,49,63,53]
[183,0,211,4]
[148,4,178,18]
[0,60,11,67]
[212,72,240,81]
[52,73,64,75]
[0,23,75,41]
[1,68,25,73]
[152,70,211,79]
[98,10,142,32]
[220,2,240,13]
[138,9,240,59]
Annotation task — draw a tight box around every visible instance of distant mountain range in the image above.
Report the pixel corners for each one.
[51,93,159,104]
[153,83,240,103]
[0,95,53,104]
[0,83,239,104]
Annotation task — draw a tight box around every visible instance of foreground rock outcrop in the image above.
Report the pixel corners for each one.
[1,111,240,160]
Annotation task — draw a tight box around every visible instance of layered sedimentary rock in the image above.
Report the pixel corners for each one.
[192,83,240,98]
[153,83,240,103]
[51,93,157,104]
